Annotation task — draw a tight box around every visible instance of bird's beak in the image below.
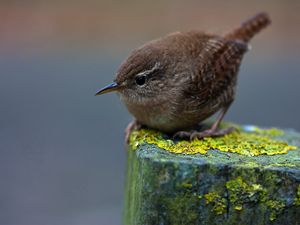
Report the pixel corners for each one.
[95,82,120,96]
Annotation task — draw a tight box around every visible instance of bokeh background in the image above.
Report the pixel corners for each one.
[0,0,299,225]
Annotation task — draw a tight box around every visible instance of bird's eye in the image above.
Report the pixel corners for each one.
[135,75,146,86]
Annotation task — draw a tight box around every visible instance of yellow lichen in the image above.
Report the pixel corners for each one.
[293,185,300,206]
[266,200,285,221]
[226,177,265,211]
[182,183,193,189]
[225,177,289,221]
[129,125,297,156]
[204,192,227,215]
[251,126,284,136]
[234,205,243,211]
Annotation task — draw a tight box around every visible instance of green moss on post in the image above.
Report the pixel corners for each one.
[124,125,300,225]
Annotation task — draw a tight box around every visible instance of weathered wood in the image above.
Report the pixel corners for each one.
[124,126,300,225]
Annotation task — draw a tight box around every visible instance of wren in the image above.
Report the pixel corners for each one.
[96,12,271,142]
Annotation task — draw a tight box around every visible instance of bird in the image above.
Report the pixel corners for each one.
[95,12,271,142]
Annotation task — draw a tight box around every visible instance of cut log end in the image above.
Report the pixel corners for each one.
[124,125,300,225]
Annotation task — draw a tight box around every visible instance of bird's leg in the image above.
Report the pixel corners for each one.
[190,102,235,140]
[125,119,142,144]
[173,103,235,140]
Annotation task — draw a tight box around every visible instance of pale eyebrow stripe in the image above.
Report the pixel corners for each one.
[136,62,161,76]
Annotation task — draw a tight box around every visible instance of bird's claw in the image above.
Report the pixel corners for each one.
[172,130,197,139]
[125,120,142,144]
[173,127,236,140]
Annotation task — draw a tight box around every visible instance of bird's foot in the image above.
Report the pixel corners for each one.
[125,120,142,144]
[190,127,236,140]
[173,127,236,141]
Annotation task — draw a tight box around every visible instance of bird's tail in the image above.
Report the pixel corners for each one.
[225,12,271,43]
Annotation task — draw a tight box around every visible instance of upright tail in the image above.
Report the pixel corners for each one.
[225,12,271,43]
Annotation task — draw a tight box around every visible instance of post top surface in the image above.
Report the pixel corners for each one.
[129,124,300,169]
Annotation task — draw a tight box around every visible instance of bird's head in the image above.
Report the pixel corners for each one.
[95,46,172,105]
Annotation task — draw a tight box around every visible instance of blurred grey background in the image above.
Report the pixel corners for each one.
[0,0,299,225]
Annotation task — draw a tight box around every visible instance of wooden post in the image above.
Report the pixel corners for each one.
[124,125,300,225]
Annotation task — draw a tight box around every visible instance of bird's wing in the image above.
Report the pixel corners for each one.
[185,37,248,104]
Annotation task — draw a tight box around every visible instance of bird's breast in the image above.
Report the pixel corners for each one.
[124,100,175,131]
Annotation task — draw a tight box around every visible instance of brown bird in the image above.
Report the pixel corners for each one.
[96,12,271,142]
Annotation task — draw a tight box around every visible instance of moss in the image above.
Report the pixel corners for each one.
[129,124,297,156]
[293,185,300,206]
[204,192,227,215]
[164,193,199,225]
